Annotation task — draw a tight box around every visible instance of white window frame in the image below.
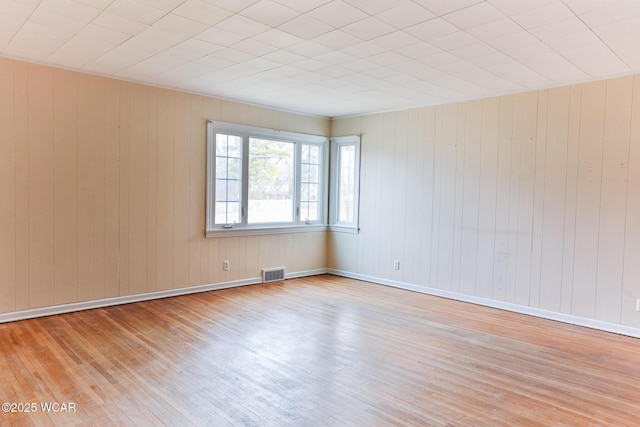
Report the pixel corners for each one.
[329,135,361,233]
[206,121,329,237]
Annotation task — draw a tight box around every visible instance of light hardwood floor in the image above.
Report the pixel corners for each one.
[1,275,639,426]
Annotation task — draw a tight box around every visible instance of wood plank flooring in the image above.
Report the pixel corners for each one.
[1,275,639,426]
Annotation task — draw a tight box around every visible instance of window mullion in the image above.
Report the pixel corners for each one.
[241,135,250,225]
[294,142,302,223]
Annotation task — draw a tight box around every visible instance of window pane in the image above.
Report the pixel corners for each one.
[248,138,294,223]
[215,133,242,225]
[338,145,355,223]
[309,145,319,164]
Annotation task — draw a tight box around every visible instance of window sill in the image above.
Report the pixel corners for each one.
[328,225,360,234]
[206,224,328,238]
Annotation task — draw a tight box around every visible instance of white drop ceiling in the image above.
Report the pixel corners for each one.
[2,0,640,117]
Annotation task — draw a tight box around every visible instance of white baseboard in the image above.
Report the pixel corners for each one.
[286,268,328,279]
[327,269,640,339]
[0,270,327,324]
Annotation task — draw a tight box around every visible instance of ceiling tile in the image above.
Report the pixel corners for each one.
[278,15,333,40]
[271,0,331,13]
[562,0,625,16]
[195,27,246,46]
[561,42,629,76]
[488,0,555,16]
[313,30,361,50]
[369,31,422,50]
[518,51,589,82]
[429,31,478,50]
[118,54,184,79]
[579,0,640,29]
[395,42,442,60]
[444,2,504,29]
[106,0,166,25]
[307,1,367,28]
[84,44,154,74]
[502,41,550,59]
[132,27,190,52]
[286,40,333,57]
[253,29,302,48]
[239,0,300,27]
[92,11,148,35]
[232,38,279,56]
[38,0,101,22]
[162,39,224,60]
[343,0,407,15]
[511,1,576,30]
[219,15,271,38]
[413,0,485,16]
[337,41,386,58]
[153,14,209,38]
[341,18,396,41]
[377,2,436,28]
[135,0,185,11]
[405,18,458,42]
[466,18,521,40]
[450,42,497,60]
[262,49,307,65]
[173,0,234,26]
[529,18,589,45]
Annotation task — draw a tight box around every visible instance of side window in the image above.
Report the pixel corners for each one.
[330,135,361,232]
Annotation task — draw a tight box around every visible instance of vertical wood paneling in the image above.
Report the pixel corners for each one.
[404,109,420,285]
[418,107,437,287]
[459,101,482,295]
[173,93,191,288]
[560,86,582,314]
[492,95,515,301]
[429,106,443,286]
[357,115,376,277]
[595,76,633,323]
[28,65,55,308]
[377,114,395,278]
[0,59,16,313]
[572,81,606,318]
[436,104,458,290]
[92,77,106,300]
[103,78,120,298]
[118,82,131,296]
[53,69,79,305]
[476,98,500,299]
[146,88,158,293]
[504,94,523,304]
[128,84,149,295]
[539,87,570,312]
[529,90,548,308]
[451,104,466,292]
[391,111,408,282]
[77,74,95,303]
[622,76,640,328]
[514,92,538,307]
[189,95,205,286]
[156,90,175,291]
[13,60,29,311]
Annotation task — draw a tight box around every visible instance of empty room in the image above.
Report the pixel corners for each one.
[1,0,640,425]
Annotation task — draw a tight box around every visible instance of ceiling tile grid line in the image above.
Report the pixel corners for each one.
[0,0,639,117]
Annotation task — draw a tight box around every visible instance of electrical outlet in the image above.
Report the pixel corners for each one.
[223,260,230,271]
[636,298,640,312]
[393,260,400,270]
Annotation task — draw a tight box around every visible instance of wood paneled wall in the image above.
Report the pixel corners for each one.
[0,57,329,314]
[331,75,640,329]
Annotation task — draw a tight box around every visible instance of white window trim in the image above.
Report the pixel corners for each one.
[329,135,361,233]
[206,121,329,237]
